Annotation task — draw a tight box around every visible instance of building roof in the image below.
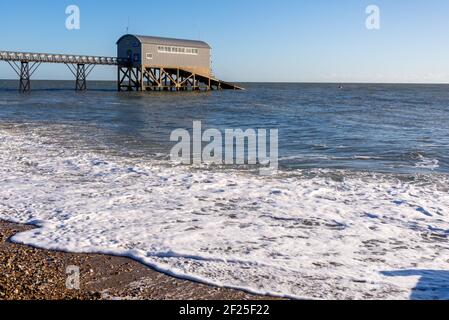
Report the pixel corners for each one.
[117,34,211,49]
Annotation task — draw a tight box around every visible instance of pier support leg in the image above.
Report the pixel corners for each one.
[66,63,94,91]
[19,62,31,93]
[75,64,87,91]
[6,60,40,93]
[117,66,141,92]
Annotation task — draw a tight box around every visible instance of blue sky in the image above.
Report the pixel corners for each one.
[1,0,449,83]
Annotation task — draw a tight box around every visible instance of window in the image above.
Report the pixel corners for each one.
[157,45,200,55]
[146,53,153,60]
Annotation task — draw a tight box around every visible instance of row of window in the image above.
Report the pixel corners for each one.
[157,46,200,55]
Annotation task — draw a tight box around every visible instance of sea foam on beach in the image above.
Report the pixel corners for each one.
[1,125,449,300]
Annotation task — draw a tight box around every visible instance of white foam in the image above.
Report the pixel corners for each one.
[1,126,449,300]
[415,154,440,170]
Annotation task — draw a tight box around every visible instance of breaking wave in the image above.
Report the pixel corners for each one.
[1,125,449,299]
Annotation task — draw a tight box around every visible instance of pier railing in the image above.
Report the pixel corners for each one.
[0,51,127,65]
[0,50,130,92]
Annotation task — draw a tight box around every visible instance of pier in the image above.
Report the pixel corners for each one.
[0,35,243,93]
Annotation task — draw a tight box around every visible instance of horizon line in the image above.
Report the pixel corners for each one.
[0,78,448,86]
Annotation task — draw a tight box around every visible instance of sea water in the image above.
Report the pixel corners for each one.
[0,81,448,299]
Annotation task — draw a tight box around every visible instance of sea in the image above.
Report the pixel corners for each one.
[0,80,448,299]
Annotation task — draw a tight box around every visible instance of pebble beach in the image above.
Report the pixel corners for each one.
[0,221,268,300]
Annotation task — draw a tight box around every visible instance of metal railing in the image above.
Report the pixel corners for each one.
[0,51,128,65]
